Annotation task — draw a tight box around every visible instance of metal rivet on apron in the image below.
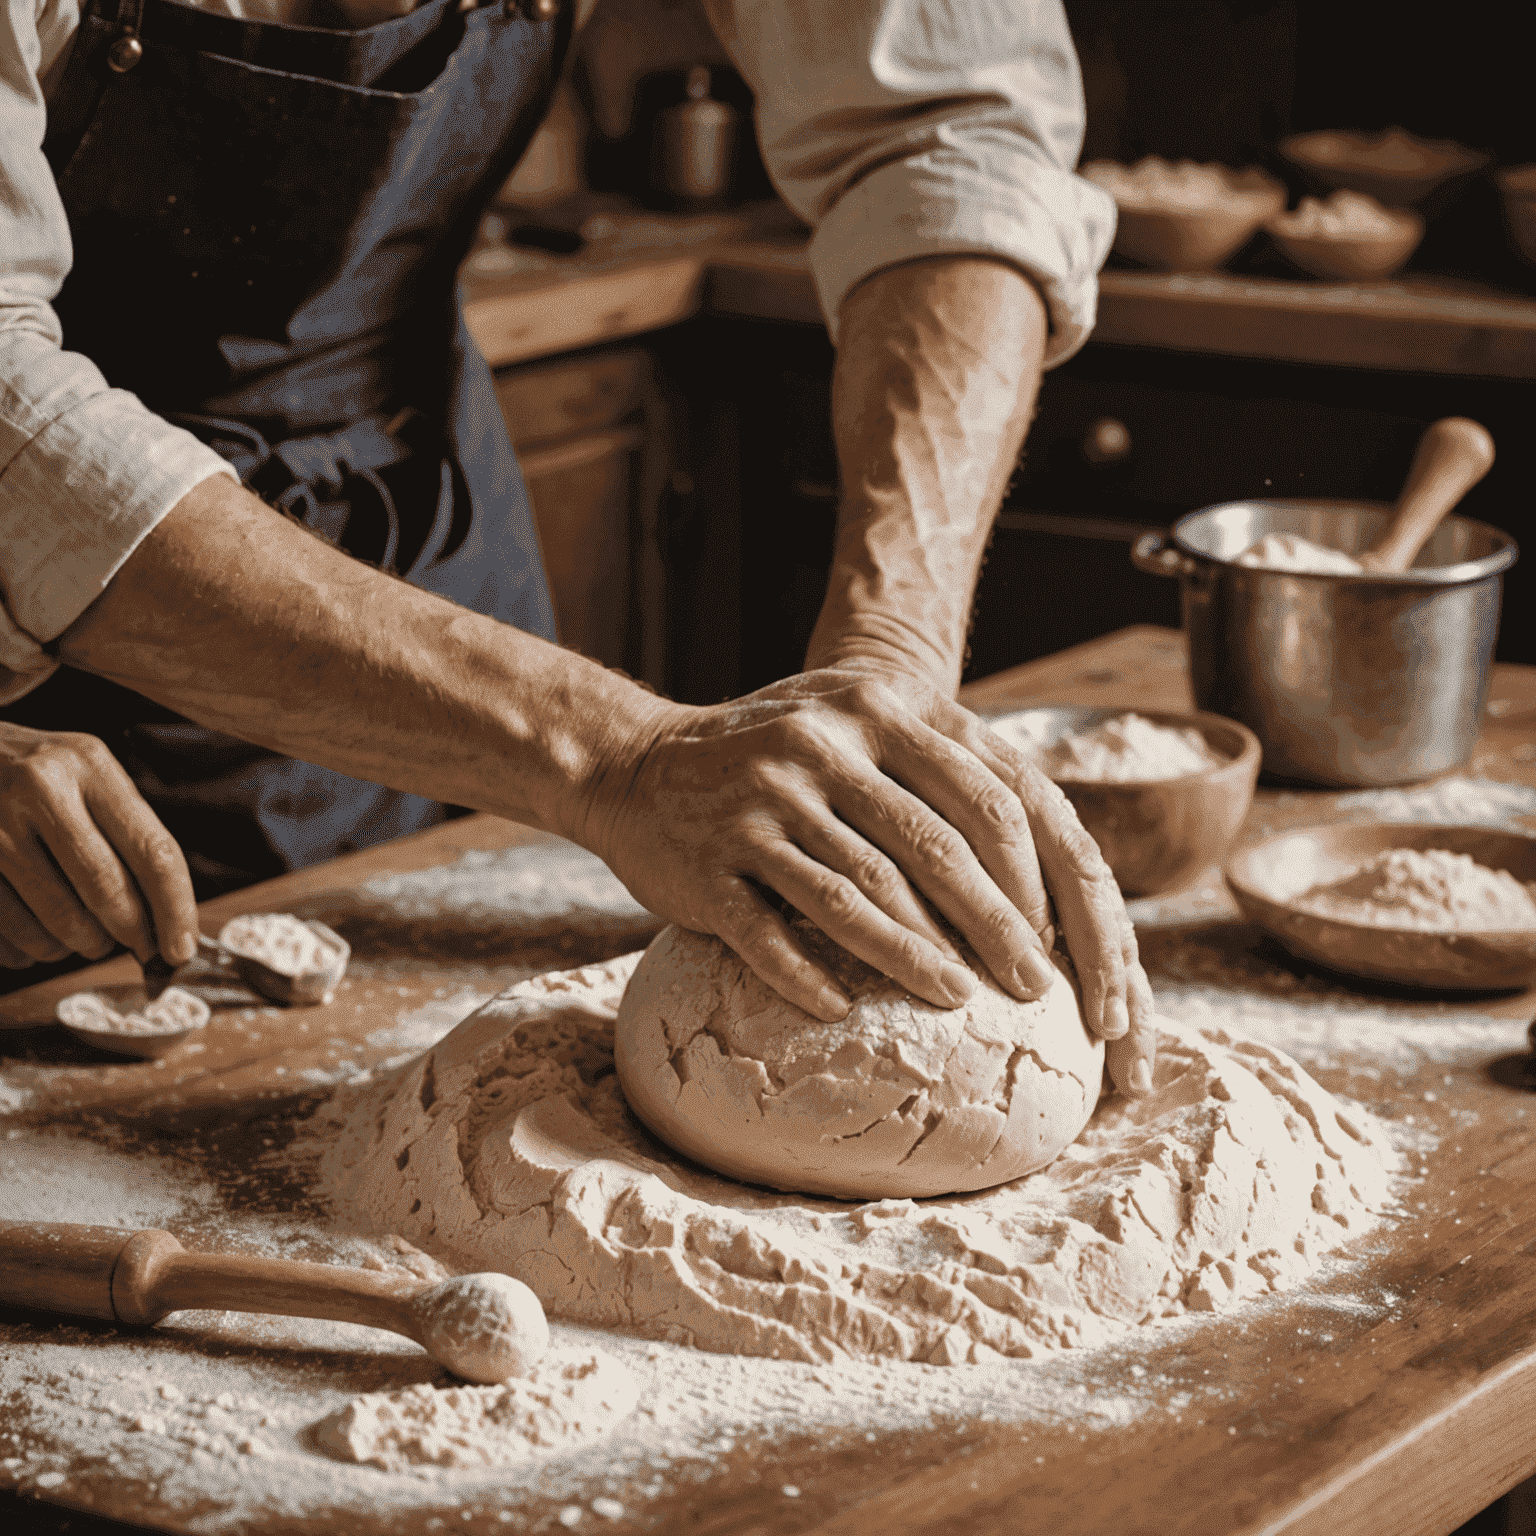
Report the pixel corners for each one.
[508,0,560,19]
[108,35,144,72]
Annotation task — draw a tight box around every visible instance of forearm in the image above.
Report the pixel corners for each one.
[805,257,1048,695]
[55,474,667,843]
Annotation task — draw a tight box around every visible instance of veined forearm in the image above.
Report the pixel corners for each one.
[55,475,664,841]
[806,256,1048,694]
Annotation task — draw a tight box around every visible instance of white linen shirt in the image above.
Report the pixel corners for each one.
[0,0,1114,704]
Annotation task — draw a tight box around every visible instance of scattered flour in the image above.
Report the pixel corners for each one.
[1234,532,1364,575]
[1332,776,1536,827]
[1293,847,1536,932]
[353,841,655,938]
[987,711,1224,782]
[314,1349,637,1473]
[316,955,1395,1366]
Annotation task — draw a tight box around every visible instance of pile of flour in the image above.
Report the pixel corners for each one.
[987,711,1223,782]
[1234,532,1365,575]
[1295,847,1536,932]
[316,954,1395,1366]
[1081,156,1272,213]
[314,1349,638,1474]
[220,914,341,976]
[1271,191,1406,240]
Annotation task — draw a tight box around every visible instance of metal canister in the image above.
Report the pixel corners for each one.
[654,67,738,206]
[1132,499,1518,787]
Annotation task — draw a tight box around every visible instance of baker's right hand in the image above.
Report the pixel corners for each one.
[0,722,198,970]
[576,669,1122,1033]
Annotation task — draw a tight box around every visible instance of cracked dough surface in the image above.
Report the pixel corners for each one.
[614,924,1102,1199]
[319,954,1394,1367]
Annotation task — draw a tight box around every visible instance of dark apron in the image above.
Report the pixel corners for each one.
[5,0,566,897]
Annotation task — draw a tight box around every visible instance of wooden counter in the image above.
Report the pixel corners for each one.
[462,206,1536,379]
[4,627,1536,1536]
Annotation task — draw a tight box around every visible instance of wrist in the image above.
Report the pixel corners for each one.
[805,604,963,696]
[540,658,685,855]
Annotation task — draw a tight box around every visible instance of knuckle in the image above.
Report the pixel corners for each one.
[900,813,963,868]
[140,836,185,881]
[970,783,1028,840]
[810,871,863,926]
[846,845,901,902]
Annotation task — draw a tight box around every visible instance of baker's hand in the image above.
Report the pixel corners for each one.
[579,668,1149,1079]
[813,657,1156,1098]
[0,722,198,970]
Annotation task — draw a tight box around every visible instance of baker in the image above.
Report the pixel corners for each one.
[0,0,1154,1092]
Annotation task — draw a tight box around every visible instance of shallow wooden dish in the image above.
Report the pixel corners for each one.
[978,705,1262,896]
[1266,207,1424,280]
[1278,129,1487,206]
[1225,823,1536,991]
[54,984,210,1060]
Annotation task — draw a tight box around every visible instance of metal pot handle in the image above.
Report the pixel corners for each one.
[1131,531,1196,578]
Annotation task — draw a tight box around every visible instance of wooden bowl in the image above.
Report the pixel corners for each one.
[978,705,1262,896]
[1084,161,1285,271]
[1225,823,1536,991]
[1278,129,1488,206]
[1266,205,1424,280]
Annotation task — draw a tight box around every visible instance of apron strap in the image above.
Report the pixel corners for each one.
[108,0,146,73]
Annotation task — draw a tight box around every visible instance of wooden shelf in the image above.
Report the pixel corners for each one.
[463,206,1536,380]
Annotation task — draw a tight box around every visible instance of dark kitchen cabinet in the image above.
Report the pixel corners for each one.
[667,316,1534,706]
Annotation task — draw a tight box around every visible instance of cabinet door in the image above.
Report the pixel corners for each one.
[494,348,671,681]
[517,425,643,668]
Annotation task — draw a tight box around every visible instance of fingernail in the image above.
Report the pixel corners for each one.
[1129,1057,1153,1095]
[1013,948,1056,996]
[817,986,851,1020]
[939,962,977,1006]
[168,933,197,966]
[1101,996,1129,1040]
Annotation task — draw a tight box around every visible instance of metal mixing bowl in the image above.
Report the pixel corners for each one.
[1133,500,1518,787]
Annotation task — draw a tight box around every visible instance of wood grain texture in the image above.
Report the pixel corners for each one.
[3,629,1536,1535]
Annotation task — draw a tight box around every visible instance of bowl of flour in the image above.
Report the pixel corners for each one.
[1226,822,1536,990]
[979,705,1261,897]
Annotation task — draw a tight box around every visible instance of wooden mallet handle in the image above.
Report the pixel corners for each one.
[0,1220,420,1340]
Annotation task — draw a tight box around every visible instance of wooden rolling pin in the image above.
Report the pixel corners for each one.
[0,1221,547,1384]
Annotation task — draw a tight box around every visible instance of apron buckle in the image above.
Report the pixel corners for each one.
[108,35,144,72]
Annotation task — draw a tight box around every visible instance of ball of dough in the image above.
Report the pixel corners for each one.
[613,924,1104,1200]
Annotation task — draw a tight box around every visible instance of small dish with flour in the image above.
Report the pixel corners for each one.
[1225,822,1536,991]
[55,985,211,1059]
[977,705,1261,896]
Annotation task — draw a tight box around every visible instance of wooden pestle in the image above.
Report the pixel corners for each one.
[0,1220,420,1335]
[1358,416,1496,574]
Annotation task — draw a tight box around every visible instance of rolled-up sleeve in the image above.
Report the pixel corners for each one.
[2,0,235,705]
[703,0,1116,363]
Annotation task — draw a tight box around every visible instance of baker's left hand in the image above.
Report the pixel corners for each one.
[800,653,1157,1098]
